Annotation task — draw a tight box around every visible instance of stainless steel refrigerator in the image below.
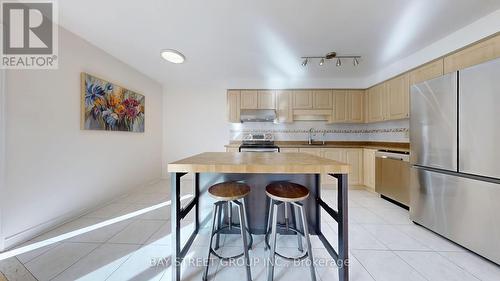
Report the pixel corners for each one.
[410,58,500,265]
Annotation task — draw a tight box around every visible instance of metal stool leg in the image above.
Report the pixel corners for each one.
[265,198,274,250]
[296,202,316,281]
[237,200,252,281]
[228,201,232,230]
[293,203,304,252]
[241,198,252,246]
[267,202,279,281]
[214,204,223,250]
[203,203,219,281]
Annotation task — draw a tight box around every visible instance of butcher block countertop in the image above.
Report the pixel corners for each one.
[167,152,350,174]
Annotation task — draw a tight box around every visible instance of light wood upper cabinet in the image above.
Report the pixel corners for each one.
[409,59,444,85]
[386,73,409,120]
[348,90,364,123]
[313,90,333,109]
[331,90,348,123]
[227,90,240,123]
[293,90,313,109]
[240,90,258,109]
[257,90,276,109]
[276,90,293,123]
[367,83,385,122]
[444,34,500,74]
[363,149,376,190]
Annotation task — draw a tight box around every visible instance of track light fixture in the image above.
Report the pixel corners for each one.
[300,51,361,68]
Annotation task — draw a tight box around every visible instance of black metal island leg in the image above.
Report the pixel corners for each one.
[171,172,201,281]
[316,173,349,281]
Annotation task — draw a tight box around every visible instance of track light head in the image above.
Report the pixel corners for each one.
[301,58,308,67]
[336,58,342,67]
[319,58,325,66]
[353,57,359,66]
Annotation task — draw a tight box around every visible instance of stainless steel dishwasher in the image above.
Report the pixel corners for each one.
[375,150,410,208]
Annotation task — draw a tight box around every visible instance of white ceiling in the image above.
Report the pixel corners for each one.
[58,0,500,89]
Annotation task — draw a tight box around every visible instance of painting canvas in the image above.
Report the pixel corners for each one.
[81,73,145,132]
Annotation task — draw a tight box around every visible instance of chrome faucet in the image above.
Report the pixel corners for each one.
[308,128,315,144]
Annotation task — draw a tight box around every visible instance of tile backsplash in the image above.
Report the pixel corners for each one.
[229,119,409,142]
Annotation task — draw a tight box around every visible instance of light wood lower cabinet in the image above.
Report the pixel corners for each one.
[298,148,323,157]
[363,149,376,190]
[345,149,363,185]
[300,147,364,186]
[280,147,299,153]
[226,147,239,152]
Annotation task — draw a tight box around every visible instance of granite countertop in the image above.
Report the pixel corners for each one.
[167,152,350,174]
[225,141,410,153]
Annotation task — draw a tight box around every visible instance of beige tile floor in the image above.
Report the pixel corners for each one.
[1,179,499,281]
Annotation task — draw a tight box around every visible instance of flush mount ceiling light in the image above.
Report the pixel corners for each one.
[160,49,185,64]
[300,51,361,68]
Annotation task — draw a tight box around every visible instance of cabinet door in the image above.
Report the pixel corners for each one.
[227,90,240,123]
[367,84,385,122]
[348,90,364,122]
[280,147,299,153]
[313,90,333,109]
[293,90,313,109]
[363,149,376,190]
[444,34,500,74]
[276,90,293,123]
[409,59,444,85]
[322,148,345,186]
[386,74,409,120]
[331,90,348,123]
[258,90,276,109]
[226,147,239,152]
[299,148,322,157]
[240,90,258,109]
[345,149,363,185]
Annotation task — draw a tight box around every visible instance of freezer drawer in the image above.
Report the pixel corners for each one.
[410,73,457,171]
[410,167,500,264]
[459,58,500,179]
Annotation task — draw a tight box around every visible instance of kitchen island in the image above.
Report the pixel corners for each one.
[168,152,351,281]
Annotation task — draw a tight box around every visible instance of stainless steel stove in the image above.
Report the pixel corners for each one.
[239,133,280,152]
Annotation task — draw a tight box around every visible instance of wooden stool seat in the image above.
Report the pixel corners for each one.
[208,181,251,201]
[266,181,310,202]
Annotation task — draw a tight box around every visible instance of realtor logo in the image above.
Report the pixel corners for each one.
[1,0,58,69]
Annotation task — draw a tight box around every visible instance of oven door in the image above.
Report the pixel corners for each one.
[239,147,280,152]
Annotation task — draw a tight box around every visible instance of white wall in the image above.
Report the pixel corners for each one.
[2,28,163,249]
[163,86,228,170]
[0,69,6,251]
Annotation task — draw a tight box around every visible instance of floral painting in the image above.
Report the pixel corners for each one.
[81,73,145,132]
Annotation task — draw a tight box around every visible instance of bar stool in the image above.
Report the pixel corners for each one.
[203,181,253,281]
[265,181,316,281]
